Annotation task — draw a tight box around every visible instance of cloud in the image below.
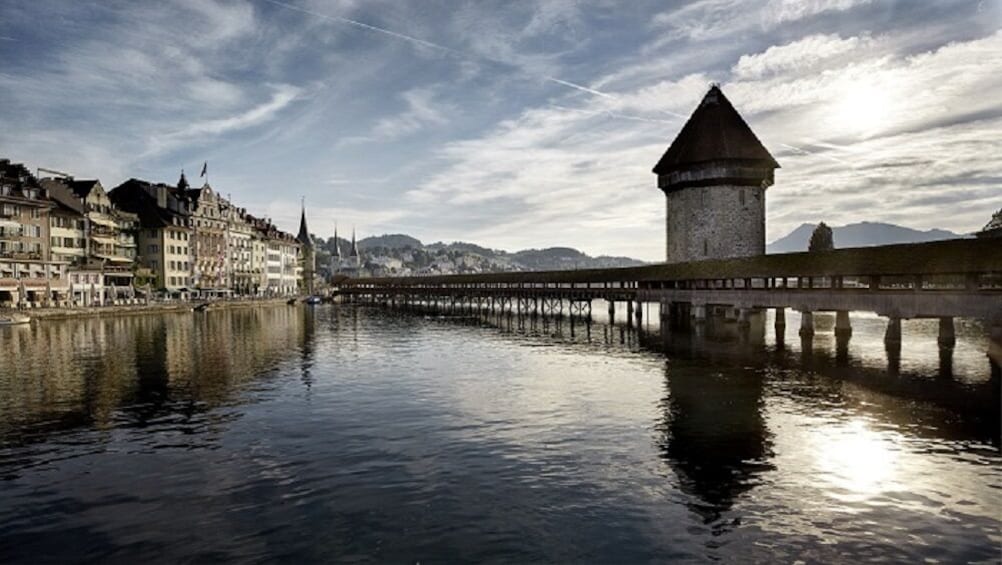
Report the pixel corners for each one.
[148,84,303,154]
[760,0,874,26]
[732,34,872,80]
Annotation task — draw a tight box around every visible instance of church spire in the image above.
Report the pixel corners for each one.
[332,223,342,259]
[296,199,312,248]
[177,169,189,191]
[350,228,359,257]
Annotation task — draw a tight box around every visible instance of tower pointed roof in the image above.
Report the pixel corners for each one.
[653,85,778,175]
[350,228,359,257]
[177,170,190,191]
[332,224,342,258]
[296,204,312,247]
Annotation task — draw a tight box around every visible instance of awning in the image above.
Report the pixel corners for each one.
[90,235,117,245]
[89,215,117,228]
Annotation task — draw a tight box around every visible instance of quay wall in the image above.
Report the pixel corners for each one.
[25,298,294,321]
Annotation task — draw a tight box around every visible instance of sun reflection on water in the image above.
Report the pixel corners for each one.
[816,418,900,499]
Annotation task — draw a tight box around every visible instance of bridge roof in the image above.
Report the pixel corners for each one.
[343,238,1001,286]
[652,85,778,175]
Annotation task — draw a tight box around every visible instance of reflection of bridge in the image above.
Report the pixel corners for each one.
[337,237,1002,375]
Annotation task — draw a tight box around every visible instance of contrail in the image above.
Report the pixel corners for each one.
[261,0,455,54]
[260,0,679,121]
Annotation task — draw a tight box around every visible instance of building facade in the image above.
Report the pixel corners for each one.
[652,86,779,263]
[0,159,70,306]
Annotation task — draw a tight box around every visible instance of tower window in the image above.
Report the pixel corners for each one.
[739,188,745,206]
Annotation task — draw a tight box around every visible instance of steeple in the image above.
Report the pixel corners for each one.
[296,200,312,248]
[177,170,189,191]
[350,228,359,257]
[332,223,342,259]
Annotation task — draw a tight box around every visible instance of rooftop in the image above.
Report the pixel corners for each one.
[652,85,779,175]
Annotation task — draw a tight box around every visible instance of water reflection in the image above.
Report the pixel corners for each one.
[656,359,773,531]
[0,307,305,454]
[0,304,998,562]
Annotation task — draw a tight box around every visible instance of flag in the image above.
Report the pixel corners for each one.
[200,161,207,177]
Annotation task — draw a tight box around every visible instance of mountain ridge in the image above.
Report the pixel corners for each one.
[767,221,964,253]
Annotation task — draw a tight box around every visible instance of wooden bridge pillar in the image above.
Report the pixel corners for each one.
[635,300,643,324]
[799,310,814,337]
[774,307,786,346]
[937,317,956,349]
[692,304,706,323]
[884,316,902,344]
[835,310,852,339]
[626,300,634,325]
[737,307,752,327]
[988,325,1001,381]
[608,300,615,322]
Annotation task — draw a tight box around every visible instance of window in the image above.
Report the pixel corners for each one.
[739,188,745,206]
[703,239,708,256]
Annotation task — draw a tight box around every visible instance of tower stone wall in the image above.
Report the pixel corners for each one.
[665,184,766,263]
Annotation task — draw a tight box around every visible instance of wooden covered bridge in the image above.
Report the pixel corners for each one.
[336,238,1002,374]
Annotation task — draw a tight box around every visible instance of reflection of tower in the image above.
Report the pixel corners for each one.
[300,305,315,390]
[656,361,773,529]
[296,202,315,295]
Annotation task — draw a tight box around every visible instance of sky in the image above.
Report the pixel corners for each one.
[1,0,1000,261]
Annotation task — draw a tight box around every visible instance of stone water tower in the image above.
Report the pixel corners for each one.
[653,85,779,263]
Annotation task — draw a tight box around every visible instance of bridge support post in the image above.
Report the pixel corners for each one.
[884,316,902,344]
[608,300,615,323]
[799,310,814,337]
[774,307,786,346]
[692,304,706,324]
[937,317,956,349]
[626,300,634,325]
[835,310,852,340]
[635,300,643,324]
[737,307,752,328]
[988,325,1001,381]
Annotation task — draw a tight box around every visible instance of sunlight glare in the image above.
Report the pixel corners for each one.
[832,81,893,138]
[817,419,899,496]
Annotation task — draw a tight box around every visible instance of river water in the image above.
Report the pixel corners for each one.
[0,304,999,563]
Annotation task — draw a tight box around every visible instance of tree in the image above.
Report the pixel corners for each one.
[809,222,834,252]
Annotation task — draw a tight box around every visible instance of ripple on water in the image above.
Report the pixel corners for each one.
[0,304,998,563]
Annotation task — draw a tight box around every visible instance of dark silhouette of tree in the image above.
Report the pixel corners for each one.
[809,222,834,251]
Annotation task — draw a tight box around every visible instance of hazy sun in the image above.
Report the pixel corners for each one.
[832,82,893,138]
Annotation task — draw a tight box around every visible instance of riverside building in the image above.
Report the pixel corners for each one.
[0,159,69,306]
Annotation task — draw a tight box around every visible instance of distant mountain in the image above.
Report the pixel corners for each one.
[316,233,645,275]
[357,234,423,250]
[767,221,963,253]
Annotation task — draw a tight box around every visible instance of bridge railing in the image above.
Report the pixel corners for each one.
[339,238,1002,293]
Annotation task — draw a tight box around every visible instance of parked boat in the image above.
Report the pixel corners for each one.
[193,303,211,312]
[305,296,322,305]
[287,298,298,305]
[0,312,30,326]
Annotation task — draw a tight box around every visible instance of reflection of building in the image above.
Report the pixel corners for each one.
[652,85,779,263]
